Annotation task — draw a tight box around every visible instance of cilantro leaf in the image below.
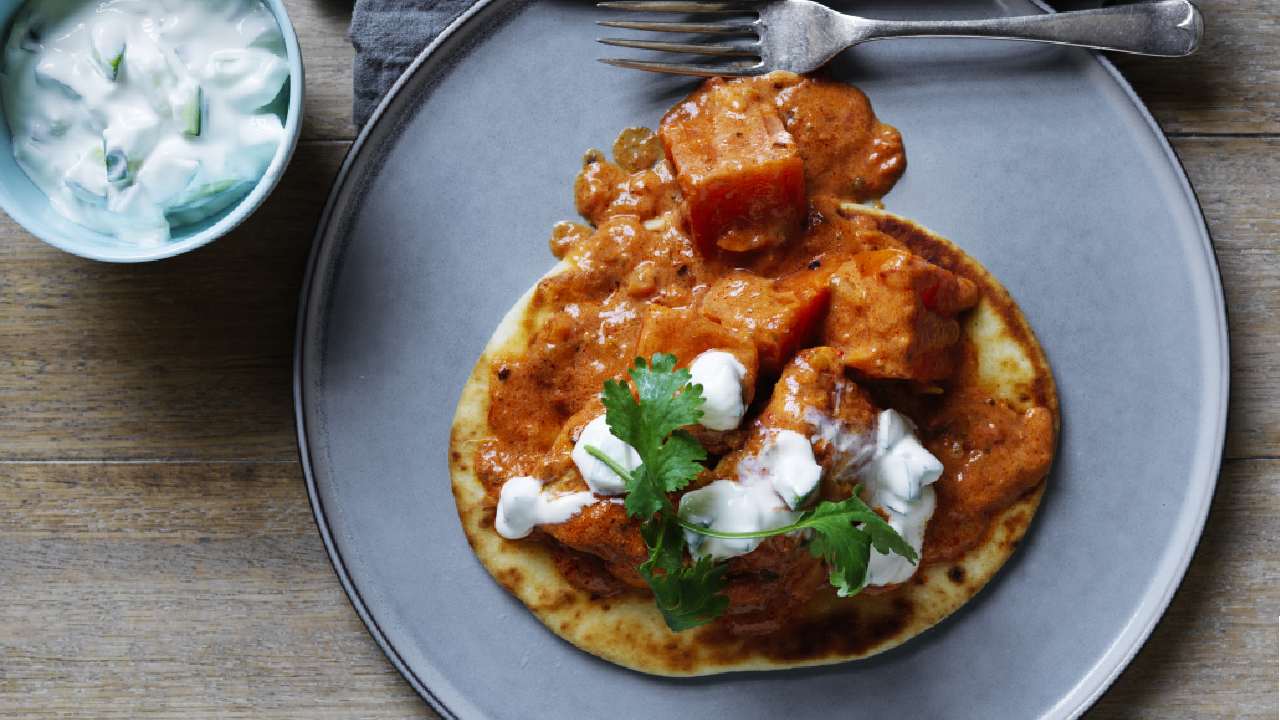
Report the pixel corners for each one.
[586,354,919,630]
[639,516,728,631]
[640,425,711,499]
[628,354,705,448]
[598,355,706,520]
[589,354,725,631]
[675,489,919,599]
[800,494,915,597]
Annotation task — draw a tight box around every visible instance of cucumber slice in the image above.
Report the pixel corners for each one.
[170,80,203,137]
[164,178,254,227]
[63,147,110,207]
[105,145,130,186]
[91,23,127,81]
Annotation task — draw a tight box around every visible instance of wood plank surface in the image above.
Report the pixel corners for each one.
[0,142,343,462]
[0,462,426,719]
[290,0,1280,141]
[1111,0,1280,136]
[0,0,1275,718]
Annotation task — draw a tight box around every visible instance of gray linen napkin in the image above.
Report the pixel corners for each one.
[348,0,1113,128]
[350,0,475,127]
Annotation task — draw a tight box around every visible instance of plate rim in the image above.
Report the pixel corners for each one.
[292,2,1229,718]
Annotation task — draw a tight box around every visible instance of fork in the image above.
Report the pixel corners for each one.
[597,0,1203,76]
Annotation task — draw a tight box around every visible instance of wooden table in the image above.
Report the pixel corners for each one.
[1,2,1275,717]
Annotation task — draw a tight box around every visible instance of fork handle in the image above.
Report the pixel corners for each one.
[860,0,1202,57]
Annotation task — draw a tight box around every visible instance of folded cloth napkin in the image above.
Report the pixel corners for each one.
[348,0,1112,127]
[350,0,475,127]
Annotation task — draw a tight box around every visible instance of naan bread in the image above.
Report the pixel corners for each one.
[450,207,1057,676]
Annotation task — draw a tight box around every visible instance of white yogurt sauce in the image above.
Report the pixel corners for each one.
[865,486,936,586]
[688,350,748,431]
[678,475,798,561]
[738,428,822,510]
[678,407,945,585]
[858,409,945,586]
[2,0,289,244]
[570,414,640,495]
[494,476,597,540]
[679,428,820,560]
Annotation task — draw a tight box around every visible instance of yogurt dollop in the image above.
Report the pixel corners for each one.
[678,408,945,585]
[570,414,640,495]
[679,428,821,560]
[859,409,945,586]
[688,350,748,431]
[678,475,798,561]
[738,428,822,510]
[494,476,597,540]
[2,0,290,245]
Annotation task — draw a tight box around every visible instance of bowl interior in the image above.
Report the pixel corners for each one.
[0,0,304,262]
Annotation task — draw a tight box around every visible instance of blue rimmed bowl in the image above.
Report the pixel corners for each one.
[0,0,304,262]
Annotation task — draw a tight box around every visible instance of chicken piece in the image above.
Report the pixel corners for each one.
[527,403,649,589]
[747,346,878,481]
[720,535,826,635]
[659,77,806,254]
[699,271,830,375]
[540,502,650,590]
[707,348,881,632]
[823,249,979,381]
[539,401,605,487]
[923,392,1056,562]
[713,347,878,505]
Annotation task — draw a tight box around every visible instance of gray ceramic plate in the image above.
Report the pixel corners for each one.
[294,1,1228,717]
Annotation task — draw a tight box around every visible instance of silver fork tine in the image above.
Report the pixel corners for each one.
[599,38,757,57]
[597,19,757,35]
[597,1,760,14]
[598,57,764,77]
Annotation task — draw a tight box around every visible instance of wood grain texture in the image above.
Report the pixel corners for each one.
[1089,459,1280,719]
[0,0,1274,717]
[1112,0,1280,136]
[0,462,430,720]
[1173,137,1280,460]
[0,142,344,462]
[289,0,358,142]
[293,0,1280,141]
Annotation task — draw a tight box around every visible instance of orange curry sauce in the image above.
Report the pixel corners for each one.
[476,72,1054,636]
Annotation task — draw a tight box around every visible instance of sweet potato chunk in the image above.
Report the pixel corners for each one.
[699,271,830,375]
[659,78,805,254]
[823,250,979,381]
[636,305,759,391]
[636,305,759,453]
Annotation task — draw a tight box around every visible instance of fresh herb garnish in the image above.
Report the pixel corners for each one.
[676,493,917,597]
[586,353,918,631]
